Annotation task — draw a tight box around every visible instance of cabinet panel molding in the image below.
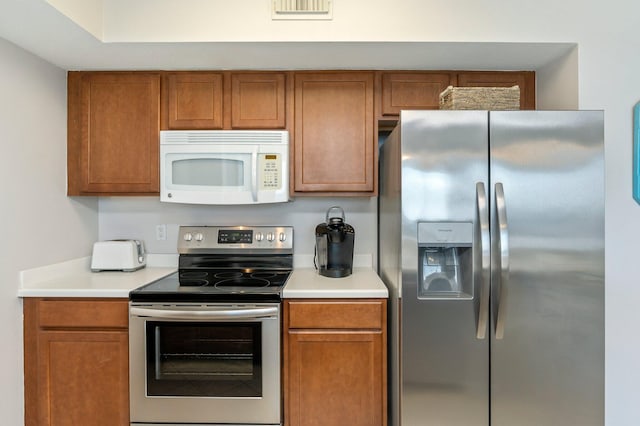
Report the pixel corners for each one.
[68,72,160,195]
[283,299,387,426]
[24,298,130,426]
[38,299,128,329]
[166,72,224,129]
[38,331,129,426]
[287,300,385,329]
[293,72,375,194]
[380,72,453,116]
[456,71,536,110]
[231,72,286,128]
[286,330,383,426]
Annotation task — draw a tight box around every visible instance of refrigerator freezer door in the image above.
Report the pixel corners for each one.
[489,111,604,426]
[399,110,489,426]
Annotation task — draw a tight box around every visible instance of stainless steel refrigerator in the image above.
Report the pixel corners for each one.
[378,110,604,426]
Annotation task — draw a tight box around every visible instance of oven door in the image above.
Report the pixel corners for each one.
[129,303,281,425]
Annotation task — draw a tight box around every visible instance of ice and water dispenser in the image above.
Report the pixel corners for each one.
[418,222,473,299]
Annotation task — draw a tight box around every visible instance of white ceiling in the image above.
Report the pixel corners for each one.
[0,0,575,71]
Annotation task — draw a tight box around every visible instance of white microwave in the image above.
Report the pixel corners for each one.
[160,130,289,205]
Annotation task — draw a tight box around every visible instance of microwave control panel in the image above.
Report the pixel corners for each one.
[259,154,282,190]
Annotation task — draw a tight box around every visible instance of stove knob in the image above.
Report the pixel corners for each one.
[183,233,193,242]
[279,232,287,242]
[195,233,204,242]
[266,232,275,242]
[255,232,264,242]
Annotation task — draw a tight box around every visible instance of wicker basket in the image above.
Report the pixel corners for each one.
[439,85,520,110]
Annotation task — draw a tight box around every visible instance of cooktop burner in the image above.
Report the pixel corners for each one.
[178,269,291,288]
[129,269,291,302]
[130,226,293,303]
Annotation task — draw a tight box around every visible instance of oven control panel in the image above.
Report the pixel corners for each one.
[178,225,293,253]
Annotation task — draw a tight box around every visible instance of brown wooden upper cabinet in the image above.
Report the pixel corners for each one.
[163,71,287,130]
[378,70,536,120]
[67,72,161,195]
[294,72,376,195]
[67,69,535,197]
[231,72,287,129]
[456,71,536,110]
[378,71,454,118]
[165,72,224,129]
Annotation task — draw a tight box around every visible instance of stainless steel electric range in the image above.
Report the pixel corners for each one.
[129,225,293,426]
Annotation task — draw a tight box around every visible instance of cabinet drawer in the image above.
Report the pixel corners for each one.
[37,299,128,329]
[287,300,385,330]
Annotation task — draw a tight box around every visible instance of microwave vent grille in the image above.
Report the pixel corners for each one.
[161,130,289,145]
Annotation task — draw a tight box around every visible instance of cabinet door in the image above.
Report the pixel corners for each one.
[70,72,160,194]
[286,330,384,426]
[36,331,129,426]
[166,72,224,129]
[231,72,286,128]
[24,298,130,426]
[380,72,453,117]
[294,72,375,194]
[456,71,536,110]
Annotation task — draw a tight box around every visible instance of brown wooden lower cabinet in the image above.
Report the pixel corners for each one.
[24,297,388,425]
[23,298,129,426]
[283,299,387,426]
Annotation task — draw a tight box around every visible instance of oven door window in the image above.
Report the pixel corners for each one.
[146,321,262,397]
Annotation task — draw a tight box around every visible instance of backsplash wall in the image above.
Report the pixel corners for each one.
[98,196,378,266]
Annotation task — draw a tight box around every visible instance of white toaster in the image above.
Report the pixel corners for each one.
[91,240,147,272]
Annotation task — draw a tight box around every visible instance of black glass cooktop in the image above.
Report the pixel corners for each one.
[129,268,290,303]
[179,268,290,287]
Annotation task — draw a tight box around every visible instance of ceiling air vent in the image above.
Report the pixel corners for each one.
[272,0,333,20]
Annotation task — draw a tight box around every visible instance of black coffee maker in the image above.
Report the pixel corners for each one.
[315,206,355,278]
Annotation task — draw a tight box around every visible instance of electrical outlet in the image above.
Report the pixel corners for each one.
[156,224,167,241]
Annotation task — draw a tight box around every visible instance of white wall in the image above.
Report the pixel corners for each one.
[98,197,378,263]
[99,0,621,45]
[45,0,104,39]
[537,46,579,110]
[0,37,99,425]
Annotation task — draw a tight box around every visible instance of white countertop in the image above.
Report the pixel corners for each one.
[283,268,388,298]
[18,256,177,298]
[18,254,388,299]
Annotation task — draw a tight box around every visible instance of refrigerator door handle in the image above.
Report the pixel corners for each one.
[494,182,510,339]
[476,182,491,339]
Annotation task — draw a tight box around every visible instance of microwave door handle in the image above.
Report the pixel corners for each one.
[251,150,259,202]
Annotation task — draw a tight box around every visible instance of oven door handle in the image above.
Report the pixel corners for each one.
[130,306,279,320]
